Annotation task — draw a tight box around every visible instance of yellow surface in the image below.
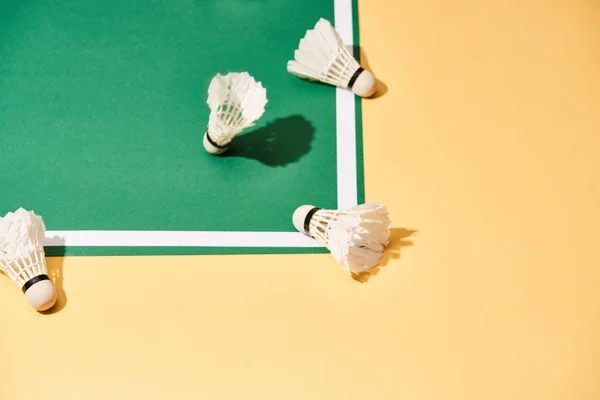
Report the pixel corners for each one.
[2,1,600,399]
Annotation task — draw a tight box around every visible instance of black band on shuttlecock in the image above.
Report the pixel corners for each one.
[205,131,229,149]
[347,67,365,89]
[22,274,50,293]
[303,207,321,234]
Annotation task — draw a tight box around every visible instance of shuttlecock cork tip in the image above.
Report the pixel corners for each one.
[293,205,320,235]
[350,69,377,97]
[24,277,57,311]
[203,132,229,155]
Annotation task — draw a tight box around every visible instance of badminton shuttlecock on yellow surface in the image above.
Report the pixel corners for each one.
[293,202,391,275]
[0,208,56,311]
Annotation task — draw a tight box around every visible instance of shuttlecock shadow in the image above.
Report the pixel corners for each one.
[41,236,67,314]
[353,228,417,283]
[223,115,315,166]
[351,45,388,99]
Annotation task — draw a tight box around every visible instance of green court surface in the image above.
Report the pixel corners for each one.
[0,0,365,256]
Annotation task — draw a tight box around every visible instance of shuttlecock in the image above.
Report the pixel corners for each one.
[0,208,56,311]
[293,202,392,275]
[287,18,377,97]
[203,72,268,155]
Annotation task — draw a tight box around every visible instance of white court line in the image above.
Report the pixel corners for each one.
[334,0,359,210]
[45,0,358,248]
[45,231,322,248]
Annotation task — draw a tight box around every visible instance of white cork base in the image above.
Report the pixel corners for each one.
[203,132,229,155]
[351,69,377,97]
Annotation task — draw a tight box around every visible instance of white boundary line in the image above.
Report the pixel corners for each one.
[45,231,323,248]
[334,0,359,211]
[44,0,358,248]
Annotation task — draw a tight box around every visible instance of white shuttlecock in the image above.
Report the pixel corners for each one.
[293,202,392,275]
[287,18,377,97]
[203,72,268,155]
[0,208,56,311]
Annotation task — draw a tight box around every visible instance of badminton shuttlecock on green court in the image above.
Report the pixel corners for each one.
[293,202,392,275]
[203,72,268,155]
[0,208,56,311]
[287,18,377,97]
